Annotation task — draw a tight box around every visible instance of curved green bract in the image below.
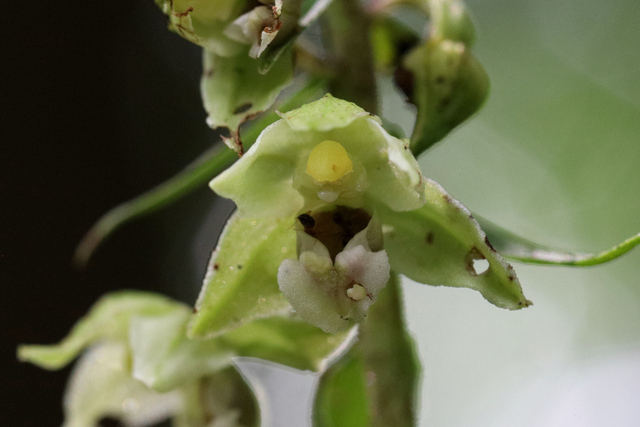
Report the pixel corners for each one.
[17,291,181,370]
[378,178,531,310]
[188,214,295,339]
[313,350,370,427]
[478,218,640,267]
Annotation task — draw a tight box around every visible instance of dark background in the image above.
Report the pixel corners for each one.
[2,0,230,424]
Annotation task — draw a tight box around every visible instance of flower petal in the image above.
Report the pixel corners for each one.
[378,177,531,310]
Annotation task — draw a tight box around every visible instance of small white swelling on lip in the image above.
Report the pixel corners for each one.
[277,224,390,334]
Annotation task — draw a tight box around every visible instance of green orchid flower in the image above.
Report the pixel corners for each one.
[201,94,530,335]
[18,290,351,427]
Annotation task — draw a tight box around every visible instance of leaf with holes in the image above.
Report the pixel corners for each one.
[377,178,531,310]
[189,213,295,339]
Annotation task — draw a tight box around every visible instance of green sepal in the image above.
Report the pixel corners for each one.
[189,214,295,339]
[404,39,489,155]
[478,217,640,267]
[17,291,181,370]
[378,178,532,310]
[129,308,234,392]
[201,48,294,154]
[154,0,246,56]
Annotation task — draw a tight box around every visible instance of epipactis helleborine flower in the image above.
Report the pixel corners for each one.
[210,94,530,334]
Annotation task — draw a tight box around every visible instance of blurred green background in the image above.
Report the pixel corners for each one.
[2,0,639,425]
[402,0,640,425]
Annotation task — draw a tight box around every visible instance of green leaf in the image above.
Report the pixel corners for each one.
[378,178,532,310]
[129,308,234,392]
[313,275,420,427]
[17,291,181,370]
[224,317,354,372]
[189,214,295,339]
[477,217,640,267]
[201,48,294,154]
[404,39,489,155]
[313,350,370,427]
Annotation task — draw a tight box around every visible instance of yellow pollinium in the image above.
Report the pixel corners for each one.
[306,140,353,183]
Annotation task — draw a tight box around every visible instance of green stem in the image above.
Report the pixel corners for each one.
[324,0,378,113]
[478,217,640,267]
[73,79,325,267]
[358,274,420,427]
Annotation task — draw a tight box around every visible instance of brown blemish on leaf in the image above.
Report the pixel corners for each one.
[172,6,193,17]
[213,263,220,271]
[438,97,451,110]
[435,75,446,84]
[426,231,434,244]
[484,236,496,252]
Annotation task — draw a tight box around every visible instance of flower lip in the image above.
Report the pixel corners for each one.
[296,206,372,261]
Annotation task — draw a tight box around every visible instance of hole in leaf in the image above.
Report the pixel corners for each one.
[472,258,490,275]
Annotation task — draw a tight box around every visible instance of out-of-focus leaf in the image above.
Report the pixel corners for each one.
[62,342,182,427]
[426,0,476,45]
[130,309,234,392]
[189,214,295,339]
[378,178,531,310]
[404,39,489,155]
[17,291,180,370]
[313,350,369,427]
[132,307,351,391]
[313,274,420,427]
[299,0,335,27]
[225,317,354,372]
[478,217,640,267]
[201,49,294,154]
